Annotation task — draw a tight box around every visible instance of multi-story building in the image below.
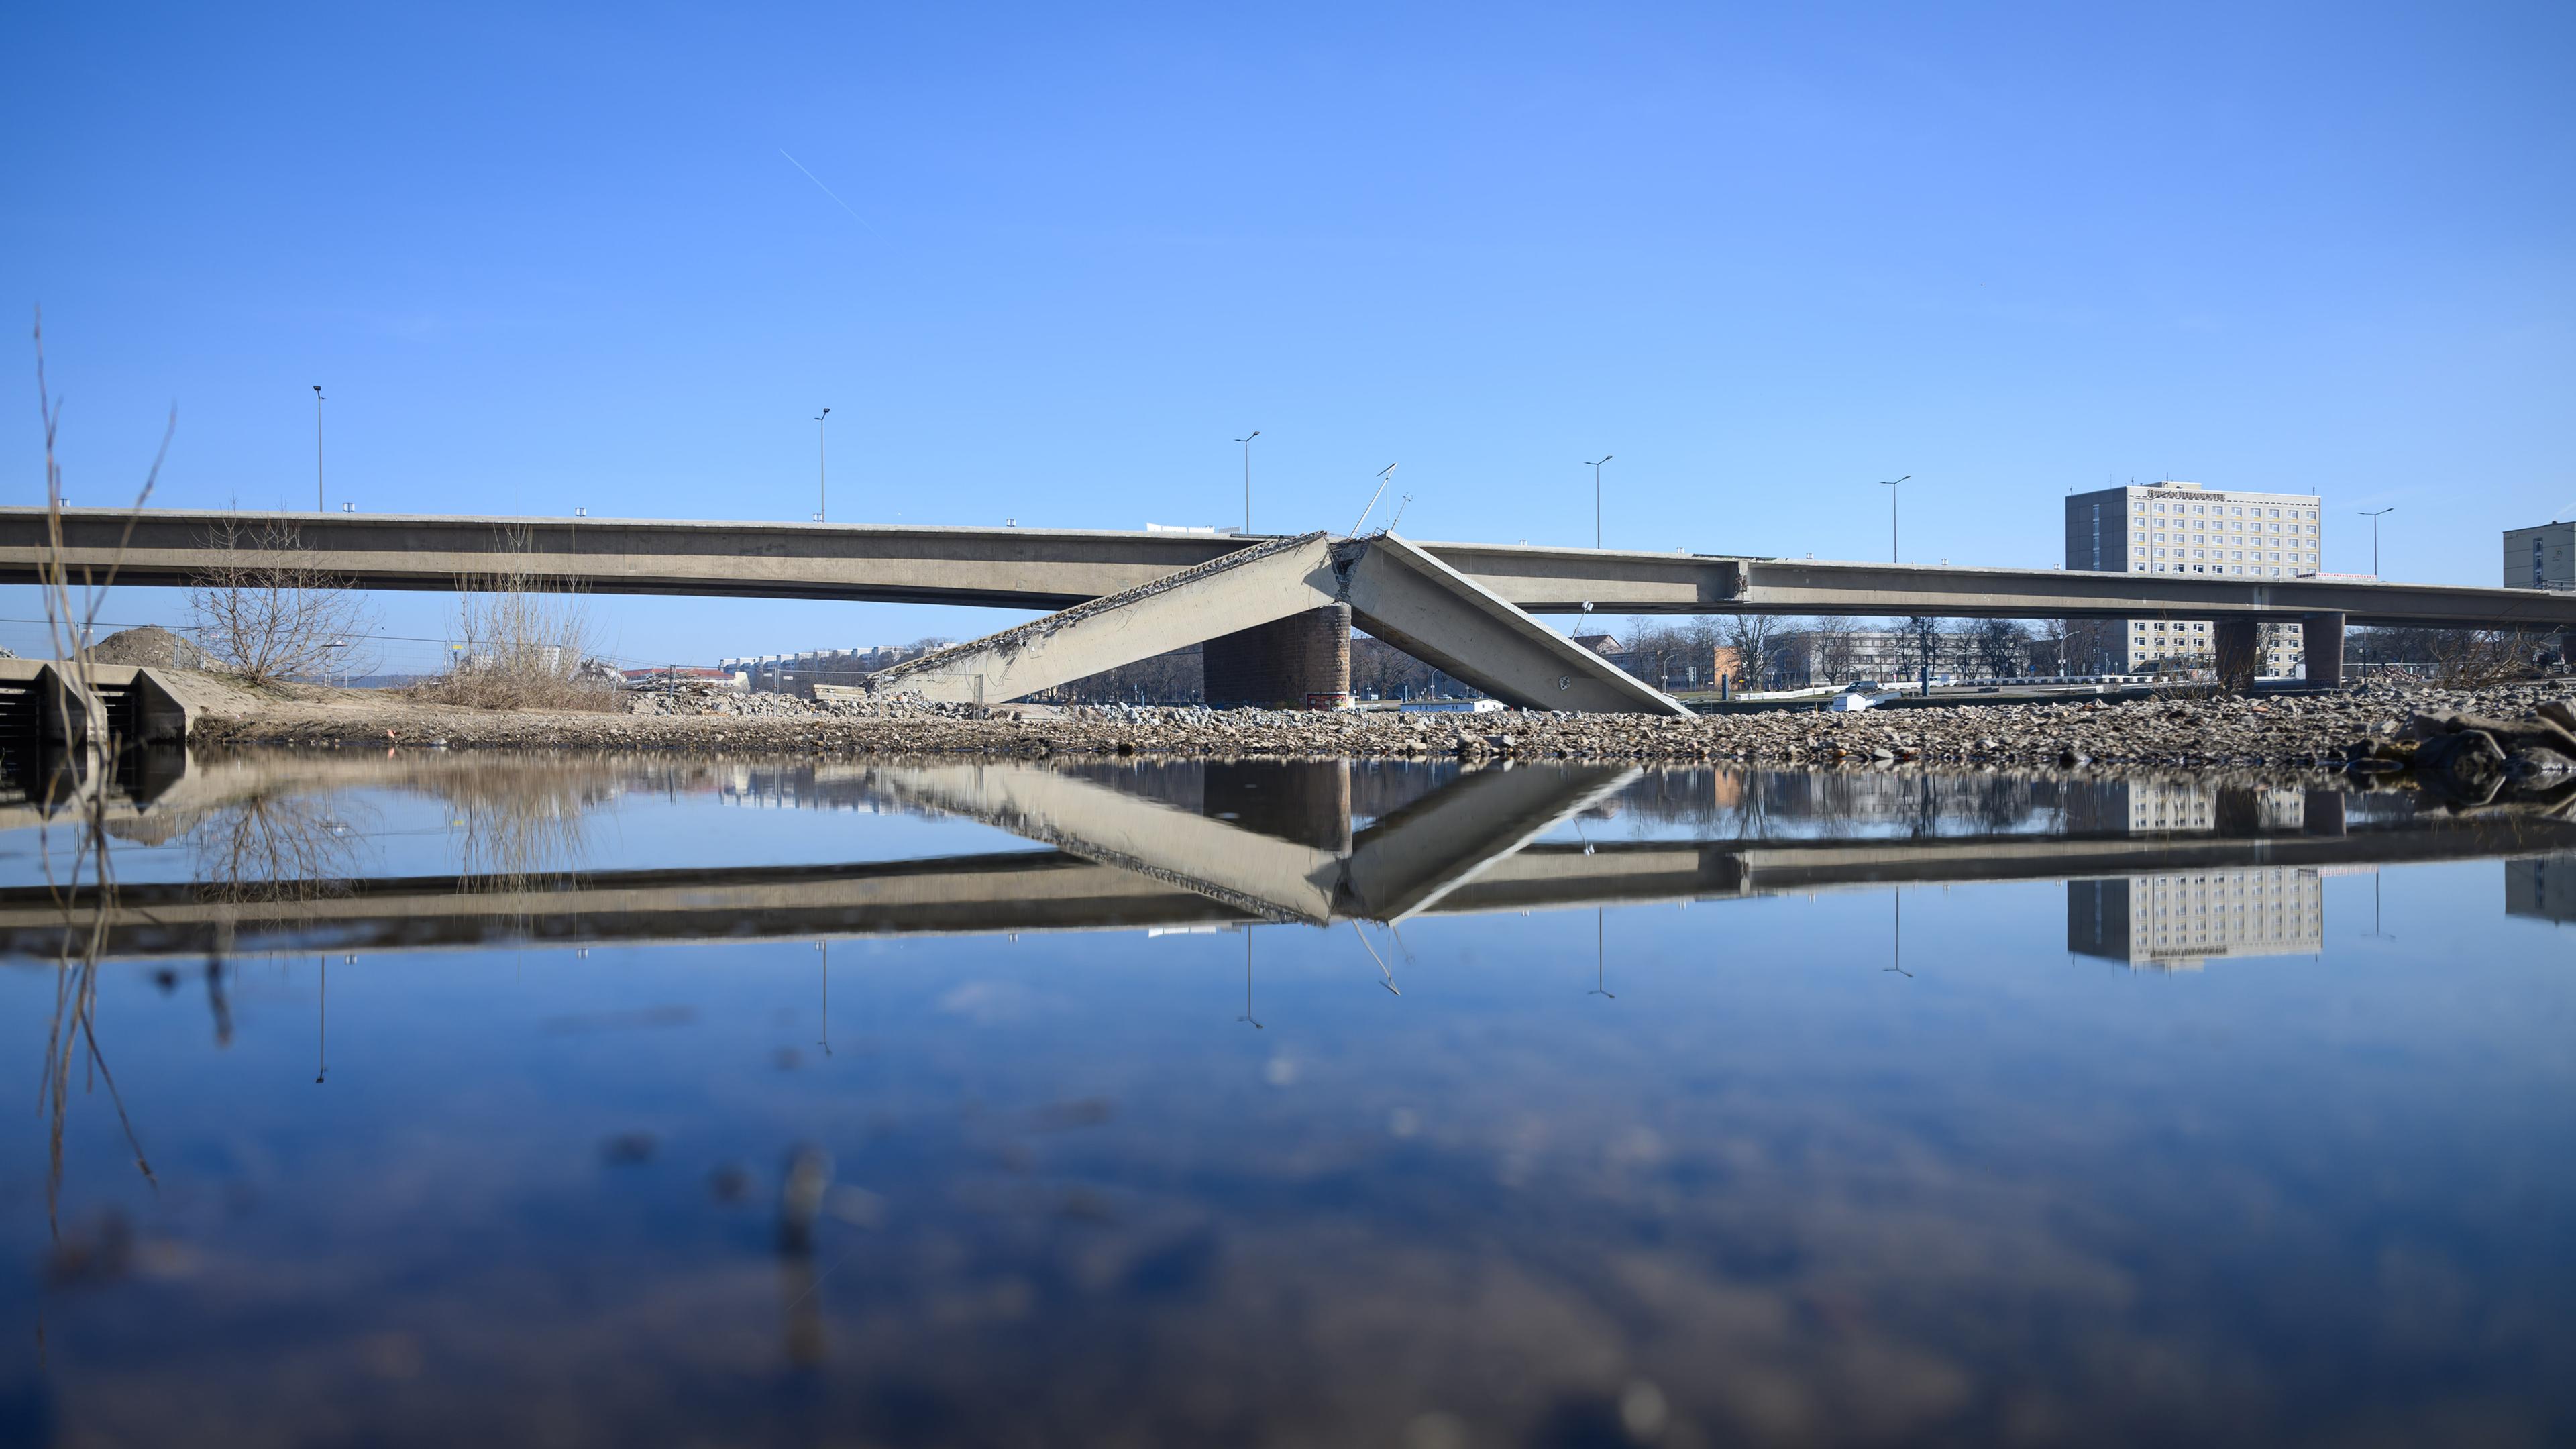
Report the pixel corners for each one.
[2061,780,2327,967]
[1761,628,1923,688]
[2063,480,2324,676]
[2066,868,2326,969]
[2503,521,2573,590]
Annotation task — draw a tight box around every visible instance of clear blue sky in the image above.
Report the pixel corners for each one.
[7,2,2570,670]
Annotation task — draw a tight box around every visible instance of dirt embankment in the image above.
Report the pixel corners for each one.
[169,675,2576,772]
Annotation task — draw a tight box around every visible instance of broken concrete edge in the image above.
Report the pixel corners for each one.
[868,531,1334,690]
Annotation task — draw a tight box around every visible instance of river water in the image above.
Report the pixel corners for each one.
[1,751,2571,1447]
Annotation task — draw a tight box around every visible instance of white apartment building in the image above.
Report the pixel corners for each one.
[2063,481,2324,675]
[2068,868,2326,969]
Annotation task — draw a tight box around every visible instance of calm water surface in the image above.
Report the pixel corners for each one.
[3,751,2573,1448]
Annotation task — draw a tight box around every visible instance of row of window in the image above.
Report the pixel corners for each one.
[2137,548,2312,561]
[2141,526,2314,539]
[2128,562,2304,576]
[2131,502,2316,519]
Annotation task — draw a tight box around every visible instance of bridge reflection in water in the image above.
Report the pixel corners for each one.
[2,750,2571,965]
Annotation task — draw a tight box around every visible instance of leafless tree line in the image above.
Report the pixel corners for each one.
[2349,625,2566,686]
[1617,614,2059,689]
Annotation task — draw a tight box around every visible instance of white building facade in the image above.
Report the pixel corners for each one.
[2063,481,2324,676]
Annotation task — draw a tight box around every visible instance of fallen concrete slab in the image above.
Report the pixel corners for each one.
[1344,534,1690,716]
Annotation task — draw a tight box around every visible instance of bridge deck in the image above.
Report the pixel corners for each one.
[5,507,2572,629]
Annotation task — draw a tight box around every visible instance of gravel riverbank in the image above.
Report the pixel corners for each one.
[179,678,2576,772]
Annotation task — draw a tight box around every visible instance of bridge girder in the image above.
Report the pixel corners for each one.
[5,507,2573,632]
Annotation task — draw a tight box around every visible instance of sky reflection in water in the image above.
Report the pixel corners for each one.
[3,751,2573,1448]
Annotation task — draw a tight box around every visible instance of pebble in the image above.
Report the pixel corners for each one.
[183,678,2576,775]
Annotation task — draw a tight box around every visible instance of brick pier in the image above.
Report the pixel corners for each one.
[1202,603,1352,708]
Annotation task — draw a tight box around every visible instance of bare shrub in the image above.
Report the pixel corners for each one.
[412,526,621,712]
[2351,626,2557,686]
[187,516,376,685]
[2427,629,2555,687]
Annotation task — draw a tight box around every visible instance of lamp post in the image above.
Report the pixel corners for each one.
[1585,456,1613,548]
[1348,463,1399,537]
[313,386,325,511]
[814,408,830,521]
[1235,431,1260,533]
[2358,507,2394,578]
[1878,475,1911,561]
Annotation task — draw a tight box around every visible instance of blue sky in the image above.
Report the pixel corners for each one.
[6,1,2570,671]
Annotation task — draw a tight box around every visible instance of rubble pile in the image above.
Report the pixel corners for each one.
[626,687,988,721]
[2333,697,2576,805]
[184,677,2576,777]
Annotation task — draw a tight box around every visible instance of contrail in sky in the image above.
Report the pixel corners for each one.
[779,149,873,231]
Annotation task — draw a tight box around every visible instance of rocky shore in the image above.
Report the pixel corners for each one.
[178,678,2576,773]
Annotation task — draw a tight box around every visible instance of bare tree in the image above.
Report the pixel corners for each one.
[184,788,369,916]
[1811,616,1860,685]
[1898,616,1947,684]
[2032,618,2072,676]
[187,517,377,685]
[1723,614,1793,689]
[1968,618,2030,680]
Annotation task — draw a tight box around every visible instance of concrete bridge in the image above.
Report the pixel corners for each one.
[11,506,2575,708]
[3,757,2567,961]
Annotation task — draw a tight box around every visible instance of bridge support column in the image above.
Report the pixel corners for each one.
[2213,618,2261,692]
[1203,761,1352,851]
[2301,612,2345,689]
[1203,603,1350,709]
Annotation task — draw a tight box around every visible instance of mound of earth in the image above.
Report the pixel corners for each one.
[85,624,209,669]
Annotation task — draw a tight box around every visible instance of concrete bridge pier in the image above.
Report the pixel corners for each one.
[2214,617,2261,692]
[2302,612,2345,688]
[1203,603,1351,708]
[1203,761,1353,851]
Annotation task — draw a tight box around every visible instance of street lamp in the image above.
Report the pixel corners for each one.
[1878,475,1911,561]
[1348,463,1399,537]
[1235,431,1260,533]
[2358,507,2394,578]
[1585,456,1613,548]
[814,408,830,522]
[313,386,325,511]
